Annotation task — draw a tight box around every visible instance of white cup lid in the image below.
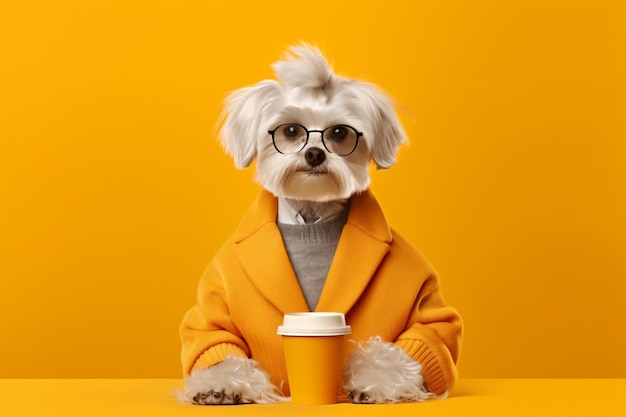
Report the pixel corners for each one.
[277,312,352,336]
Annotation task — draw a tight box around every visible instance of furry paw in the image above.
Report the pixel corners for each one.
[343,337,434,404]
[178,356,287,405]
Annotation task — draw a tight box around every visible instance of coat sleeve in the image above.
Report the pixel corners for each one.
[179,257,250,376]
[394,272,463,396]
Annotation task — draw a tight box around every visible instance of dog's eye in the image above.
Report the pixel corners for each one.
[282,125,304,139]
[327,126,348,141]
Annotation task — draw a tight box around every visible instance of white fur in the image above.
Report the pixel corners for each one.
[184,44,427,405]
[178,356,287,405]
[219,43,407,202]
[343,337,436,404]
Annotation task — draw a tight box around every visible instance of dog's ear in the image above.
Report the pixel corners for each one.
[219,80,282,169]
[347,82,407,169]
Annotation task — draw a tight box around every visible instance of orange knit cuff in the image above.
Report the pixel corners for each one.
[191,343,249,373]
[394,339,448,396]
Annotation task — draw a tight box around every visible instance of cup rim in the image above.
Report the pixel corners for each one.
[277,328,352,336]
[277,312,352,336]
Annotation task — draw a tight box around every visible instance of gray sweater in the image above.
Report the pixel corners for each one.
[277,211,348,311]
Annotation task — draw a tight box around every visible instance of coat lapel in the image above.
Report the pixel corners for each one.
[314,225,389,313]
[233,191,309,313]
[315,189,392,314]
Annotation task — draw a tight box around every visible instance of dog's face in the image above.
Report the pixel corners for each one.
[219,44,406,202]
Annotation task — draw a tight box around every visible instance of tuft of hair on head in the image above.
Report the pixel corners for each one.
[271,43,336,91]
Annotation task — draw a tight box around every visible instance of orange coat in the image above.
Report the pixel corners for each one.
[179,189,462,396]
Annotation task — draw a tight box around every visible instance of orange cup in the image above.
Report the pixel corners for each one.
[277,312,351,405]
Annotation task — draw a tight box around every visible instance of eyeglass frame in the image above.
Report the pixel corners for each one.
[267,123,363,156]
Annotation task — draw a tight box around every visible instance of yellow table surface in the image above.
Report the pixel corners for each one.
[1,379,625,416]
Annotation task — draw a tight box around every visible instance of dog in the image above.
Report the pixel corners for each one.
[178,44,462,405]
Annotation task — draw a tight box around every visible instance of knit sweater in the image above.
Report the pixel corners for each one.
[277,211,348,311]
[180,189,462,396]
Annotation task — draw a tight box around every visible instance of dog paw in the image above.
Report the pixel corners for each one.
[348,390,374,404]
[343,337,434,404]
[191,389,242,405]
[178,356,287,405]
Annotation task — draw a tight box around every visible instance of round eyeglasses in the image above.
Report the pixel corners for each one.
[268,124,362,156]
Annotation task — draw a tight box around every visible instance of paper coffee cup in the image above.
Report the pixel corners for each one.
[277,312,351,405]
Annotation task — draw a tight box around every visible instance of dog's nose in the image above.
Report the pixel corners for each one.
[305,147,326,167]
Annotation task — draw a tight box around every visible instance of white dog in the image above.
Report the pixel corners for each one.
[179,44,462,405]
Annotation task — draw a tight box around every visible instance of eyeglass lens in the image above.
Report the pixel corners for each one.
[272,124,358,156]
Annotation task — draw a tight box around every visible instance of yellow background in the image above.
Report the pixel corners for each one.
[1,0,624,379]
